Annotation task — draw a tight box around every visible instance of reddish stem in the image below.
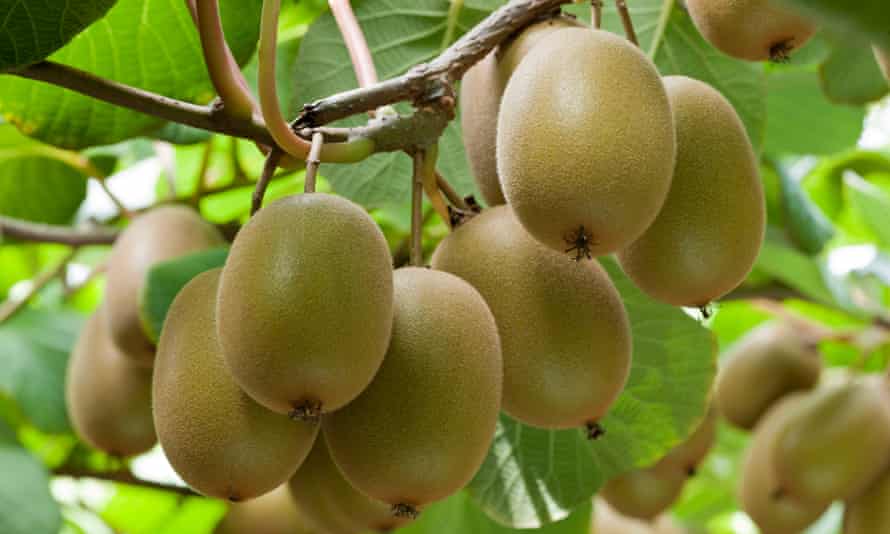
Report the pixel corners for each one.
[329,0,379,89]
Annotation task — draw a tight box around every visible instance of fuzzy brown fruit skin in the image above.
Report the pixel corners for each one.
[715,322,820,431]
[774,378,890,504]
[844,466,890,534]
[600,460,688,521]
[497,28,675,258]
[323,267,502,514]
[460,16,582,206]
[289,435,411,533]
[105,205,225,366]
[686,0,816,61]
[739,394,828,534]
[217,193,393,417]
[659,406,718,474]
[618,76,765,307]
[215,485,314,534]
[874,46,890,83]
[66,308,156,457]
[154,269,318,502]
[591,499,653,534]
[432,206,631,430]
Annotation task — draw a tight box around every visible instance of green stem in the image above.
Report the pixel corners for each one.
[440,0,465,51]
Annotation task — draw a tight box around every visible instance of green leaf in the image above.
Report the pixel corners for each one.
[755,234,835,305]
[777,0,890,50]
[774,160,835,254]
[149,123,213,146]
[844,171,890,249]
[467,258,716,528]
[0,309,84,433]
[0,446,61,534]
[0,125,87,224]
[820,41,888,105]
[101,487,225,534]
[140,248,229,343]
[0,0,117,71]
[764,69,866,156]
[0,0,262,149]
[400,492,591,534]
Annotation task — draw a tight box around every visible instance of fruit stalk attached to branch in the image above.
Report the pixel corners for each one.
[304,132,325,194]
[329,0,379,90]
[411,152,426,267]
[615,0,639,45]
[251,148,284,216]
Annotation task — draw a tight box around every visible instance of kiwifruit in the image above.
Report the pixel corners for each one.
[844,466,890,534]
[215,485,314,534]
[685,0,816,62]
[65,308,156,457]
[496,28,675,259]
[600,459,688,521]
[617,76,765,307]
[431,206,631,432]
[652,516,688,534]
[105,205,225,366]
[774,377,890,504]
[591,498,653,534]
[289,435,411,533]
[323,267,502,518]
[216,193,393,419]
[153,269,318,501]
[659,406,718,475]
[874,46,890,83]
[715,322,821,430]
[460,16,582,206]
[739,394,828,534]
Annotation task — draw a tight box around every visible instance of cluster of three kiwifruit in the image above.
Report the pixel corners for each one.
[66,206,225,458]
[154,192,502,521]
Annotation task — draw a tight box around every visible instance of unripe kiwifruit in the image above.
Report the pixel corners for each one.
[66,308,156,457]
[715,322,821,430]
[289,435,411,533]
[600,460,688,521]
[460,16,582,206]
[323,267,502,518]
[216,193,393,419]
[844,466,890,534]
[617,76,765,307]
[154,269,318,501]
[497,28,675,258]
[215,485,314,534]
[774,378,890,504]
[105,205,225,366]
[739,394,828,534]
[431,206,631,432]
[685,0,816,61]
[874,46,890,83]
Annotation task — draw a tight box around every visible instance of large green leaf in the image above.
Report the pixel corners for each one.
[755,234,835,305]
[774,160,835,254]
[0,0,117,71]
[778,0,890,50]
[820,41,888,105]
[467,258,716,528]
[0,444,61,534]
[0,125,87,224]
[0,0,262,149]
[0,309,84,433]
[844,172,890,249]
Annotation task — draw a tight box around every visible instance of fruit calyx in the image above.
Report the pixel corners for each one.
[289,400,324,423]
[769,39,796,63]
[565,226,594,261]
[392,503,420,519]
[586,421,606,440]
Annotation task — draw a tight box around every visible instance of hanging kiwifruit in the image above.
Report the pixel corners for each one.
[215,485,314,534]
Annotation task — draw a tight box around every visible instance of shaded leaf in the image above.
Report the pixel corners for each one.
[778,0,890,50]
[774,159,835,254]
[820,41,888,105]
[0,446,61,534]
[844,171,890,249]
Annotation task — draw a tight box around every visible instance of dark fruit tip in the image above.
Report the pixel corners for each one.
[769,39,795,63]
[686,465,698,477]
[289,400,323,424]
[698,304,713,319]
[392,503,421,519]
[564,225,594,262]
[585,421,606,440]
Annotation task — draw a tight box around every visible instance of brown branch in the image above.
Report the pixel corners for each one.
[0,249,77,323]
[615,0,639,45]
[0,216,119,245]
[296,0,570,127]
[54,466,199,497]
[251,149,284,215]
[10,61,275,146]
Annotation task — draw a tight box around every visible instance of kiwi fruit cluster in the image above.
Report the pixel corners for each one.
[718,322,890,533]
[66,205,225,457]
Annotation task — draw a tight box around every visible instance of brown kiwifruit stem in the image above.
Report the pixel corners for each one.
[0,217,119,245]
[0,249,78,323]
[329,0,379,91]
[54,465,199,497]
[304,132,325,194]
[410,152,426,267]
[591,0,603,29]
[614,0,639,46]
[436,172,470,211]
[251,148,284,216]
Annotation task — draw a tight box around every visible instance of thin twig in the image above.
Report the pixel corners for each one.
[435,172,469,210]
[411,153,425,267]
[192,137,216,205]
[251,149,284,215]
[95,178,133,219]
[196,0,257,119]
[54,466,198,497]
[615,0,638,45]
[304,133,324,194]
[0,216,118,245]
[440,0,465,51]
[329,0,378,89]
[0,249,77,323]
[591,0,603,29]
